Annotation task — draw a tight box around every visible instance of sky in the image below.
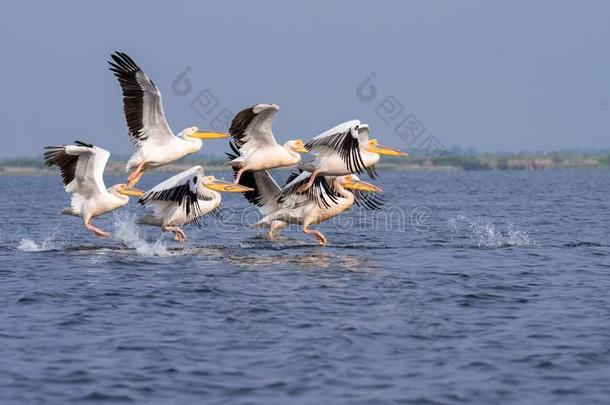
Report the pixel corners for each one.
[1,0,609,157]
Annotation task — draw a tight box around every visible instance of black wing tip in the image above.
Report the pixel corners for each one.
[42,145,80,186]
[229,106,257,145]
[284,170,304,186]
[74,140,94,148]
[354,190,384,210]
[108,51,141,73]
[277,172,339,209]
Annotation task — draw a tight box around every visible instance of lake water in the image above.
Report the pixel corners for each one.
[1,170,609,404]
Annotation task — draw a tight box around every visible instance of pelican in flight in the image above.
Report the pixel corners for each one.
[298,120,407,191]
[43,141,145,238]
[227,103,308,184]
[230,149,382,245]
[137,166,252,242]
[109,51,228,186]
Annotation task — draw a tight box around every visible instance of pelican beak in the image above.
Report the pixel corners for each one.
[343,179,383,193]
[119,187,146,197]
[192,131,230,139]
[205,179,253,192]
[293,146,309,153]
[368,142,408,157]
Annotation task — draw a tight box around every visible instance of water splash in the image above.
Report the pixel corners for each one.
[445,215,533,249]
[469,220,532,248]
[112,213,171,257]
[17,235,61,252]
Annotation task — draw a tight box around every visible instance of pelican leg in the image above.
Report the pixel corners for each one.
[127,163,146,187]
[268,220,287,240]
[162,224,187,243]
[296,170,321,193]
[85,221,109,239]
[303,225,327,246]
[233,167,246,185]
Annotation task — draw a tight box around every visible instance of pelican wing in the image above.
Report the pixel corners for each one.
[139,166,212,225]
[355,124,378,179]
[44,141,109,194]
[276,171,340,209]
[44,141,110,212]
[109,51,174,146]
[229,104,280,154]
[305,120,367,174]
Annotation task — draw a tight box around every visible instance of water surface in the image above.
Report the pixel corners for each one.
[1,170,609,404]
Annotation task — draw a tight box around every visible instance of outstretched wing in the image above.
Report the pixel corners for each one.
[229,104,280,155]
[305,120,367,175]
[108,51,174,146]
[227,143,281,215]
[139,166,210,225]
[276,171,340,209]
[44,141,109,197]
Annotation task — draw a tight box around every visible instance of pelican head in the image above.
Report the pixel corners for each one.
[202,176,253,192]
[339,174,383,193]
[181,126,229,140]
[364,138,408,157]
[111,184,146,198]
[285,139,308,153]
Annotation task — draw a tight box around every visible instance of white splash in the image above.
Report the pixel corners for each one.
[469,219,532,248]
[112,213,171,257]
[445,216,533,248]
[17,237,60,252]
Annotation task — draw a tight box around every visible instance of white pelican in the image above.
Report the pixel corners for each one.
[137,166,252,242]
[227,103,308,184]
[108,51,228,186]
[231,163,382,246]
[298,120,407,191]
[43,141,145,238]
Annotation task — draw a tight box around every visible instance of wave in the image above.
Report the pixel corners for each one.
[564,241,606,248]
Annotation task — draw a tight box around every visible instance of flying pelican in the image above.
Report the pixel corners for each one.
[137,166,252,242]
[43,141,145,238]
[298,120,407,192]
[231,162,383,246]
[227,103,308,184]
[108,51,229,186]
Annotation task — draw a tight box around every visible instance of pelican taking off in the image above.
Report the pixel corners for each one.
[137,166,252,242]
[227,104,308,184]
[298,120,407,191]
[232,163,382,246]
[109,51,228,186]
[43,142,144,238]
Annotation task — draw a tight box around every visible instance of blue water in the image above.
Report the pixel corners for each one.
[1,170,609,404]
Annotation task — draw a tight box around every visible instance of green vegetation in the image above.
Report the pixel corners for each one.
[375,150,610,171]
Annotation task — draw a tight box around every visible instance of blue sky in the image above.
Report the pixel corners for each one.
[1,0,609,157]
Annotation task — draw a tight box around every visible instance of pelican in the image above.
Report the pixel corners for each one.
[227,103,308,184]
[298,120,407,191]
[108,51,228,186]
[137,166,252,242]
[43,141,145,238]
[231,162,383,246]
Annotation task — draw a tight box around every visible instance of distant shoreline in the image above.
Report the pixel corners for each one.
[2,154,609,176]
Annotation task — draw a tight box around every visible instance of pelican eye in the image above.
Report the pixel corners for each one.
[192,176,198,184]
